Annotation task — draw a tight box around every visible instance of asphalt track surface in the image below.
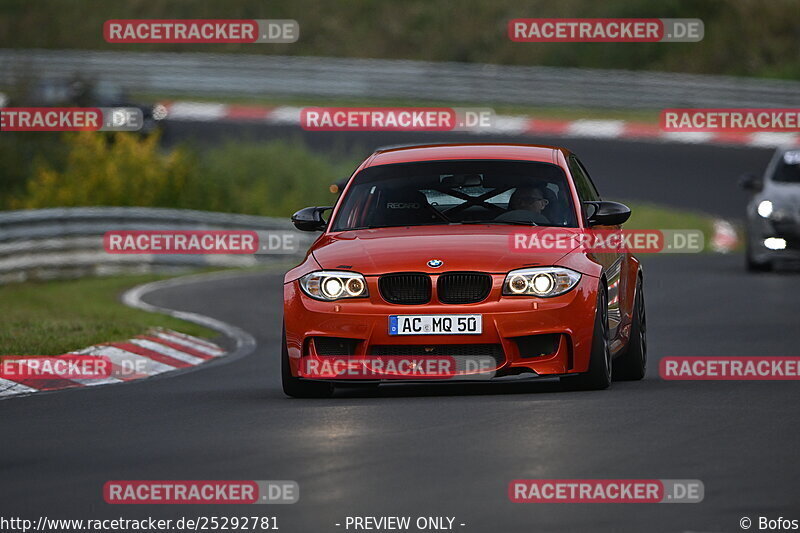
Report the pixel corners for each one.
[2,130,799,533]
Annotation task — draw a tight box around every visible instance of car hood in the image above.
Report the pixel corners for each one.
[764,182,800,205]
[311,225,582,275]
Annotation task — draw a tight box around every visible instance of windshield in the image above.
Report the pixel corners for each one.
[774,151,800,183]
[331,160,578,231]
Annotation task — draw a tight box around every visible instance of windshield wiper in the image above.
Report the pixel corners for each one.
[459,220,537,226]
[342,223,450,230]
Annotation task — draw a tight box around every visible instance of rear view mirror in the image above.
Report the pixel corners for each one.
[441,174,482,187]
[738,173,763,192]
[584,201,631,227]
[291,206,332,232]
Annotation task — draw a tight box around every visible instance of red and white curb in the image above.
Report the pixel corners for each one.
[1,270,259,400]
[711,218,739,253]
[0,328,226,399]
[160,102,800,148]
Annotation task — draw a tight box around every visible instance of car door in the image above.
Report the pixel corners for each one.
[568,155,626,341]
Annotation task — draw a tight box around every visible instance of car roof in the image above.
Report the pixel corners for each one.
[366,143,569,167]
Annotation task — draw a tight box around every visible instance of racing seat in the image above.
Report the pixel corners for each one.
[541,185,570,226]
[367,189,443,227]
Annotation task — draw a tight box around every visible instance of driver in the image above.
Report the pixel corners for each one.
[496,186,551,224]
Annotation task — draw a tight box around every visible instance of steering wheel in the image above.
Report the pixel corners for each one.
[494,210,543,225]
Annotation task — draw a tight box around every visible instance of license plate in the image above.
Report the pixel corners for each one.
[389,314,482,335]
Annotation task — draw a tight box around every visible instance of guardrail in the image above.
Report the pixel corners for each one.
[1,49,799,109]
[0,207,313,284]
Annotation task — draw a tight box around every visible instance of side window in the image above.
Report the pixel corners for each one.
[568,155,601,202]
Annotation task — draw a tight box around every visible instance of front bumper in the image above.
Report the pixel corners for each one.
[747,216,800,263]
[283,273,599,382]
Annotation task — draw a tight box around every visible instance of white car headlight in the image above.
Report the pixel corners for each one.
[299,271,369,301]
[764,237,787,250]
[757,200,773,218]
[503,267,581,298]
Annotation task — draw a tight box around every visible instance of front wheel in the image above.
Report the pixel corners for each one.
[562,285,611,391]
[281,328,334,398]
[613,277,646,381]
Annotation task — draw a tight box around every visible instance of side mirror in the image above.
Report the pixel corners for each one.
[584,201,631,227]
[291,206,332,232]
[738,173,763,192]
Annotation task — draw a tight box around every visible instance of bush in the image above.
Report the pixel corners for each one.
[183,138,356,216]
[8,132,356,216]
[0,135,67,210]
[12,132,192,209]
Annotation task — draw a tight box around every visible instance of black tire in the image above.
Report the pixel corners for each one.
[613,277,646,381]
[281,328,334,398]
[562,285,611,391]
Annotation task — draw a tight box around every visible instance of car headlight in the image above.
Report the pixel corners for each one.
[764,237,787,250]
[299,271,369,301]
[503,267,581,298]
[758,199,793,221]
[757,200,773,218]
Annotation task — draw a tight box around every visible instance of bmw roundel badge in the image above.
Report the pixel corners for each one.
[427,259,443,268]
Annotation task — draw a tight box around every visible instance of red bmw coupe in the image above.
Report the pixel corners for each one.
[283,143,645,397]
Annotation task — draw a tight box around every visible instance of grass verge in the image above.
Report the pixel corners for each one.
[623,201,716,236]
[0,273,217,356]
